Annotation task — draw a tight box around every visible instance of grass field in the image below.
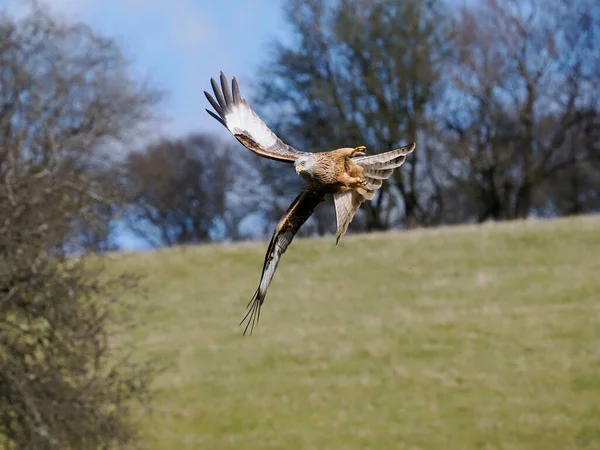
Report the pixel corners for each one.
[111,216,600,449]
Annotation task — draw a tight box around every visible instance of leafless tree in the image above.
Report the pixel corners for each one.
[123,133,261,246]
[539,109,600,215]
[0,5,158,449]
[254,0,452,231]
[445,0,600,221]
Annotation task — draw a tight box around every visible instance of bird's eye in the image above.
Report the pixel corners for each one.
[301,161,306,166]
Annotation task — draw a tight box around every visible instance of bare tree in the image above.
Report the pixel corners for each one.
[123,133,261,246]
[539,108,600,215]
[0,5,157,449]
[445,0,600,221]
[254,0,452,231]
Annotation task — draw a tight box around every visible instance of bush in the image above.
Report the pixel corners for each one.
[0,5,157,449]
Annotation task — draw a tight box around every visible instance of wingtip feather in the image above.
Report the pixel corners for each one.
[220,71,233,105]
[206,109,226,127]
[240,288,263,336]
[210,77,226,109]
[232,77,242,103]
[204,91,223,116]
[398,142,416,155]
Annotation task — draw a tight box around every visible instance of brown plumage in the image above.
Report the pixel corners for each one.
[205,72,415,334]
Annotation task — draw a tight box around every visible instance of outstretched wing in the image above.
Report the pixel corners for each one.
[353,142,416,198]
[333,143,416,245]
[241,187,325,335]
[204,72,307,163]
[352,143,415,178]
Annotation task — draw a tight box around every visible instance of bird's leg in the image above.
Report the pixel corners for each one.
[338,171,368,189]
[340,158,368,188]
[338,146,367,158]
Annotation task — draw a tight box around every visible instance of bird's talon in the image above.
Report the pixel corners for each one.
[353,146,367,156]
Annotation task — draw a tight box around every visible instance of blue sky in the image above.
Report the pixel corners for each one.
[2,0,290,140]
[2,0,291,249]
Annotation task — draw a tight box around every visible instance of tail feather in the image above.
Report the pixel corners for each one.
[334,190,364,245]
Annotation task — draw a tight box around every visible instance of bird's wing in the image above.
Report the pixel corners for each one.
[332,143,416,245]
[352,142,416,193]
[241,187,325,335]
[204,72,307,163]
[333,190,365,246]
[352,143,415,172]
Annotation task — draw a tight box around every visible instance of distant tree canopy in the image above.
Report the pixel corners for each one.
[117,0,598,249]
[252,0,600,230]
[122,133,262,247]
[253,0,451,230]
[0,6,157,449]
[446,0,600,221]
[10,0,595,258]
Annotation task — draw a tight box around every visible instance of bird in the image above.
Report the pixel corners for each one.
[204,72,415,335]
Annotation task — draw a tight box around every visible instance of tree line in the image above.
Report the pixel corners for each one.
[0,0,598,447]
[119,0,599,249]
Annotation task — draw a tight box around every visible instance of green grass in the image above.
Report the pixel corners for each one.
[110,216,600,449]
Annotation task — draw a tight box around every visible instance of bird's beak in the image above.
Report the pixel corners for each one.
[295,165,303,174]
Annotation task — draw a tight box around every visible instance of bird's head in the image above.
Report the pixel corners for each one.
[294,155,317,179]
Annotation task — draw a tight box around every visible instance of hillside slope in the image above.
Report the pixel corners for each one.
[111,216,600,450]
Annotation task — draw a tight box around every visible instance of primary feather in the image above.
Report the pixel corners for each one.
[240,188,325,335]
[204,72,308,163]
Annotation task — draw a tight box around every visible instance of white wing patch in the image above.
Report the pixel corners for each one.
[226,102,278,149]
[204,72,307,163]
